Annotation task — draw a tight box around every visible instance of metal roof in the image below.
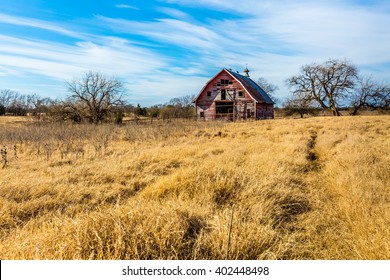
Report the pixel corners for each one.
[225,68,274,104]
[193,68,274,104]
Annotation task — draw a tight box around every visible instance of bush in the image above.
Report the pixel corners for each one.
[114,112,123,125]
[0,103,5,115]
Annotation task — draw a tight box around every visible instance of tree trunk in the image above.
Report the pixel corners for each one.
[332,109,341,116]
[329,100,341,116]
[351,104,362,115]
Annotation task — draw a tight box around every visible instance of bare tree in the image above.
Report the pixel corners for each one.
[0,89,28,115]
[257,77,279,105]
[26,94,52,120]
[66,71,126,123]
[0,90,55,117]
[163,94,195,119]
[0,89,11,115]
[283,93,317,118]
[287,59,358,116]
[0,89,17,108]
[350,77,390,115]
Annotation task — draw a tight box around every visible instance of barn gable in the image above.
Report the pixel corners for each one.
[194,68,274,120]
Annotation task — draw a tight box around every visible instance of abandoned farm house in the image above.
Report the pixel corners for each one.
[193,68,274,120]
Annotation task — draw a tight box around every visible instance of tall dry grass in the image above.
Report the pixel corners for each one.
[0,116,389,259]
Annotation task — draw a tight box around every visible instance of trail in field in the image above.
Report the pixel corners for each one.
[291,119,390,259]
[0,117,389,259]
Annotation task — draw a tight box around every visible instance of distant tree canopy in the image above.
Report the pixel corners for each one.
[1,80,195,122]
[135,104,147,117]
[0,89,53,117]
[148,105,160,118]
[159,94,195,119]
[257,77,280,106]
[65,71,126,123]
[286,59,390,116]
[283,95,318,118]
[0,89,28,115]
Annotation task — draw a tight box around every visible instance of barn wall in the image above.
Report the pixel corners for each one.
[256,103,274,119]
[196,71,256,120]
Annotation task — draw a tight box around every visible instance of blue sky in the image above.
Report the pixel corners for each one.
[1,0,390,106]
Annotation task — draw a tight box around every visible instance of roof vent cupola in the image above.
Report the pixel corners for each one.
[243,67,250,77]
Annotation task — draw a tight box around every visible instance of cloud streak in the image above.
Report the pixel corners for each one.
[115,4,140,10]
[0,34,168,79]
[0,1,390,104]
[0,13,84,39]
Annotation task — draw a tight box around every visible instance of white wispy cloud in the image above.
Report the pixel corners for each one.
[157,7,191,19]
[155,0,390,88]
[0,13,85,39]
[1,0,390,104]
[125,73,207,104]
[159,0,273,14]
[0,35,167,80]
[97,16,220,51]
[0,13,205,103]
[258,2,390,61]
[115,4,140,10]
[156,0,390,59]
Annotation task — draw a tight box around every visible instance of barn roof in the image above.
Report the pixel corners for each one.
[225,69,274,104]
[193,68,274,104]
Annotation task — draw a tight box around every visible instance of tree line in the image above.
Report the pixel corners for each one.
[1,59,389,122]
[0,89,54,119]
[0,71,195,123]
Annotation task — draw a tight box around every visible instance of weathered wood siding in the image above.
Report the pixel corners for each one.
[196,72,257,120]
[256,103,274,119]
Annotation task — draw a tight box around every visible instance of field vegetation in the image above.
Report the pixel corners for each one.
[0,115,389,259]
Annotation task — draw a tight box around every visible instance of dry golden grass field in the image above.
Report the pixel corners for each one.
[0,115,389,259]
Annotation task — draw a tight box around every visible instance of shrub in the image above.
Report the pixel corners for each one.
[0,103,5,116]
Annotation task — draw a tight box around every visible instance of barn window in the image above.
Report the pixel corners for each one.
[221,89,226,100]
[207,91,211,97]
[200,111,205,117]
[238,91,244,97]
[221,79,230,85]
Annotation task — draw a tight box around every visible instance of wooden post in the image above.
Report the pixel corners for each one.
[233,90,236,122]
[226,204,235,259]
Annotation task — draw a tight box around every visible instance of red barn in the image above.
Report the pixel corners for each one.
[193,68,274,120]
